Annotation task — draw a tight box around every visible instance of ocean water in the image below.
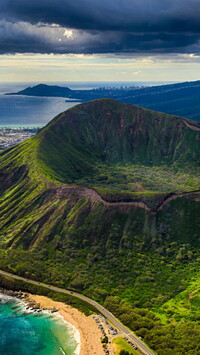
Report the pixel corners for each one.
[0,93,79,129]
[0,81,177,128]
[0,293,80,355]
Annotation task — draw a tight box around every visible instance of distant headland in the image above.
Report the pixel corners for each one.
[5,80,200,121]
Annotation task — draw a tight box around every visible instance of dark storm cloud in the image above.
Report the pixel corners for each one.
[0,0,200,54]
[1,0,200,32]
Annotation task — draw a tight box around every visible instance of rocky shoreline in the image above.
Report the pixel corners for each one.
[0,288,82,355]
[0,288,58,314]
[0,288,106,354]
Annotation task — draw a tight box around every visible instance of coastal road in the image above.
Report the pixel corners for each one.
[0,269,154,355]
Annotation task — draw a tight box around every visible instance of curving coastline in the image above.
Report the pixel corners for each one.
[0,270,155,355]
[55,313,81,355]
[25,293,104,355]
[0,289,81,355]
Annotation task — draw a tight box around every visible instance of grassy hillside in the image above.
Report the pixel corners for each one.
[36,100,200,193]
[0,99,200,354]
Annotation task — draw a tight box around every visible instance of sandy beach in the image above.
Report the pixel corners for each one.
[26,293,105,355]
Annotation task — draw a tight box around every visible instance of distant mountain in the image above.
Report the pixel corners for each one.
[6,83,73,98]
[0,99,200,354]
[5,80,200,121]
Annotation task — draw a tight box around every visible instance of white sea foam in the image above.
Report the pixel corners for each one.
[0,292,81,354]
[0,292,17,304]
[54,312,81,355]
[0,292,41,314]
[59,348,66,355]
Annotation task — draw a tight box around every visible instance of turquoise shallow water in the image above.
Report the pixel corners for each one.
[0,293,79,355]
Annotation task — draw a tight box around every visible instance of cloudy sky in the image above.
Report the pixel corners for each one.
[0,0,200,82]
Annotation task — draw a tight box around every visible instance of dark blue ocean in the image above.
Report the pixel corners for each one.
[0,83,80,128]
[0,81,175,128]
[0,292,79,355]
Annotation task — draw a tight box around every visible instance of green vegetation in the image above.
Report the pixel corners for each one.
[113,337,140,355]
[0,99,199,354]
[0,274,95,316]
[119,351,133,355]
[77,163,200,202]
[101,335,108,344]
[35,99,200,204]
